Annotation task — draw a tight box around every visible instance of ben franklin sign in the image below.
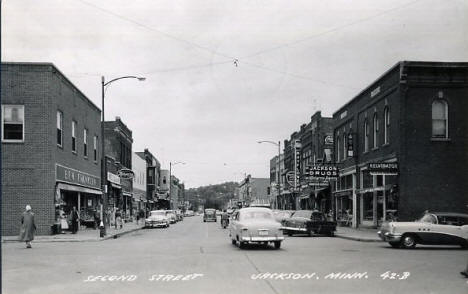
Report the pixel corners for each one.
[368,162,399,175]
[56,164,100,189]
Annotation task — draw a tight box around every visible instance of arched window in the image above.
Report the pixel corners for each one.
[432,100,448,138]
[373,113,379,148]
[384,107,390,144]
[364,120,369,152]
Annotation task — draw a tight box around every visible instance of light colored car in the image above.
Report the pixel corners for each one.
[145,210,170,228]
[378,211,468,249]
[272,210,294,223]
[184,210,195,217]
[166,210,178,224]
[203,209,217,222]
[229,207,284,249]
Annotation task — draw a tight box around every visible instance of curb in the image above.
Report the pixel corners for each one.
[2,227,144,243]
[335,234,383,243]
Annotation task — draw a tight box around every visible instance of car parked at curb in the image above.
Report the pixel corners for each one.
[272,210,294,223]
[378,211,468,249]
[144,210,170,228]
[166,210,178,224]
[229,207,284,249]
[281,210,336,237]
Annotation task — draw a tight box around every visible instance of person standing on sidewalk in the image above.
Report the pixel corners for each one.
[19,205,36,248]
[115,208,123,229]
[70,206,79,234]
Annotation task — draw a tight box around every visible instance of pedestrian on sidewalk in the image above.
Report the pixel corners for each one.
[115,208,123,230]
[19,205,36,248]
[70,206,79,234]
[93,208,101,230]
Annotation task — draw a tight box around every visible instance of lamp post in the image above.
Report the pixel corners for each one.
[101,75,145,236]
[257,140,281,209]
[169,161,185,209]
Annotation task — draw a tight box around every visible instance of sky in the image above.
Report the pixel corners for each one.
[2,0,468,188]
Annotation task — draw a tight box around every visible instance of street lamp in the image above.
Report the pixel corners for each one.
[169,161,186,209]
[101,75,145,236]
[257,140,281,209]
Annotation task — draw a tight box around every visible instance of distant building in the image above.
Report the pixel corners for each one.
[135,149,161,210]
[132,152,147,212]
[1,62,101,235]
[332,61,468,227]
[158,169,170,209]
[239,175,270,206]
[269,154,284,208]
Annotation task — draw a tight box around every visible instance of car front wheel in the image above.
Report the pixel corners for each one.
[274,241,281,249]
[400,234,416,249]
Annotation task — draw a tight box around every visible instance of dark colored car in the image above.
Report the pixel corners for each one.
[203,209,217,222]
[281,210,336,237]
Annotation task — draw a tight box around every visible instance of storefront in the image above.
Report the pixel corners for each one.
[55,164,101,232]
[107,171,122,227]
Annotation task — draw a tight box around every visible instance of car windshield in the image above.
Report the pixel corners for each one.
[419,214,437,224]
[292,210,312,218]
[151,211,166,216]
[205,210,215,215]
[311,212,325,221]
[241,211,273,220]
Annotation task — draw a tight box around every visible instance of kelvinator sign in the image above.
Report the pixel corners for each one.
[368,162,398,175]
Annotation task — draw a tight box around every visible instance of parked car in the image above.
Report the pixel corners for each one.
[281,210,337,237]
[229,207,284,249]
[378,211,468,249]
[203,208,217,222]
[166,210,178,224]
[145,210,170,228]
[272,210,294,223]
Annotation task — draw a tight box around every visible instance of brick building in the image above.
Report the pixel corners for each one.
[239,175,270,206]
[1,62,101,235]
[104,117,133,222]
[332,61,468,228]
[135,149,161,211]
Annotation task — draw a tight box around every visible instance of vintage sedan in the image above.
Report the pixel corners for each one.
[203,208,217,222]
[229,207,284,249]
[145,210,170,228]
[272,210,294,223]
[378,212,468,249]
[166,210,178,224]
[281,210,336,237]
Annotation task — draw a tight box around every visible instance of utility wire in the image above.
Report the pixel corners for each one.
[238,0,422,60]
[75,0,236,61]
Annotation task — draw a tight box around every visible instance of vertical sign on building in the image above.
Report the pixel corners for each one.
[347,133,354,157]
[293,140,302,191]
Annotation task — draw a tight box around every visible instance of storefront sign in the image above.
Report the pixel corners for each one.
[56,164,100,189]
[118,168,134,179]
[107,172,121,185]
[371,86,381,98]
[368,162,398,175]
[308,165,339,178]
[324,135,334,146]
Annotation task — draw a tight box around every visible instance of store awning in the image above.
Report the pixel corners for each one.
[57,182,102,195]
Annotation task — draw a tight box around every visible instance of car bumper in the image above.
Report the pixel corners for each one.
[377,230,402,242]
[280,226,307,232]
[146,222,168,227]
[240,236,285,242]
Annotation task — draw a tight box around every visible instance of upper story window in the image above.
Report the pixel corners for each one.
[384,107,390,144]
[432,100,448,138]
[57,111,63,147]
[342,132,347,161]
[2,105,24,142]
[373,113,379,148]
[83,128,88,157]
[93,135,98,162]
[71,120,77,152]
[364,119,369,153]
[336,134,341,162]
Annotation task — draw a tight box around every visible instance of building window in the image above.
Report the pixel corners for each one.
[71,120,77,152]
[83,128,88,157]
[343,133,347,160]
[93,136,98,162]
[2,105,24,142]
[384,107,390,144]
[57,111,63,146]
[432,100,448,138]
[373,113,379,148]
[364,120,369,152]
[336,135,341,162]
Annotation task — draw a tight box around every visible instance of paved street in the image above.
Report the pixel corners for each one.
[2,215,467,294]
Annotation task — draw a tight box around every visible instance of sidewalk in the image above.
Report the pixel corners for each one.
[334,226,382,242]
[2,222,145,243]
